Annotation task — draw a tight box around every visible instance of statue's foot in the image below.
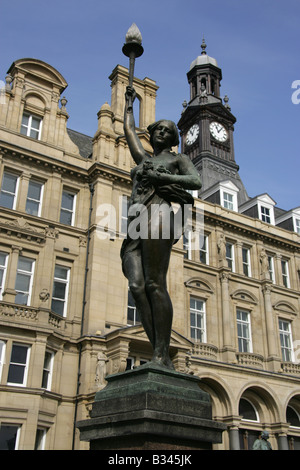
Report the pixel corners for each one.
[151,353,174,370]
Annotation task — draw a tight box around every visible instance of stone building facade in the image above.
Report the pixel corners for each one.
[0,53,299,450]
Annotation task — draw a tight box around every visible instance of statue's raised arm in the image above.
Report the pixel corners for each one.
[124,86,147,165]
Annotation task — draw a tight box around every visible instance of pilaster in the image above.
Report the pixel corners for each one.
[219,269,235,362]
[2,245,22,302]
[262,281,282,372]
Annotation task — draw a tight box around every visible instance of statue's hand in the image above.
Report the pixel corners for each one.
[138,169,155,187]
[147,169,160,185]
[125,85,137,104]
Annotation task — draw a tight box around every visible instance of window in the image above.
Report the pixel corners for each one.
[51,265,70,316]
[25,180,44,216]
[20,112,42,139]
[0,171,19,209]
[294,218,300,235]
[239,398,259,422]
[268,255,275,283]
[237,309,252,353]
[60,190,76,226]
[260,205,271,223]
[120,195,128,235]
[190,297,206,342]
[223,192,234,210]
[126,357,135,370]
[34,428,47,450]
[127,288,140,325]
[219,183,238,212]
[7,343,30,386]
[281,260,290,288]
[41,351,54,390]
[187,189,198,198]
[242,247,251,277]
[279,319,294,362]
[183,231,191,260]
[15,256,35,305]
[286,406,300,428]
[0,340,6,380]
[226,243,235,271]
[0,425,21,450]
[126,356,147,370]
[0,252,8,299]
[199,234,209,264]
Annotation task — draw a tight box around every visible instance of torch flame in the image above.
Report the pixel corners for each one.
[125,23,142,45]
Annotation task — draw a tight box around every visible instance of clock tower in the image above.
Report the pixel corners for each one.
[178,40,249,205]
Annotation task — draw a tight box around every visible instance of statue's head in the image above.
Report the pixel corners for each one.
[147,120,179,149]
[261,431,269,440]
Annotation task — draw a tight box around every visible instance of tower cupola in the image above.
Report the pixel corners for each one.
[187,39,222,103]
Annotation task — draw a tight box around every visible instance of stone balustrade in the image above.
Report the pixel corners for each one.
[0,301,64,330]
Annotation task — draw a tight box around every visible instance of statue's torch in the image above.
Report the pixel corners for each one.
[122,23,144,87]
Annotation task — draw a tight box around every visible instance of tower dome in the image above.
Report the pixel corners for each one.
[190,38,218,69]
[190,38,218,70]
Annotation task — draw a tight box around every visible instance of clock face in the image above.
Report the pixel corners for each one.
[209,121,228,142]
[186,124,199,146]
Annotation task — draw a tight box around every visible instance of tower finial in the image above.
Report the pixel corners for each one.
[201,36,207,55]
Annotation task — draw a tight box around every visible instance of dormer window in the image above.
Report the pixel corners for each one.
[220,182,238,211]
[256,197,276,224]
[276,207,300,234]
[200,180,239,212]
[239,194,276,225]
[20,112,42,140]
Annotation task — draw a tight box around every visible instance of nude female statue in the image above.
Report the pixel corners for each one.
[121,86,202,369]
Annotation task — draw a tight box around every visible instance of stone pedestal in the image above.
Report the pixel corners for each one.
[77,362,226,450]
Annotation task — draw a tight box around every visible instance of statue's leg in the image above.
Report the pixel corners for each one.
[122,250,155,347]
[141,234,174,369]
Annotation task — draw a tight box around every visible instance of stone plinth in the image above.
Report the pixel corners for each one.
[77,362,226,450]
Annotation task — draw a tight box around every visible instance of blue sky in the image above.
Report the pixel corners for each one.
[0,0,299,211]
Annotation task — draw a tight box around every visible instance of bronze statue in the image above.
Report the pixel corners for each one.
[252,431,272,450]
[121,85,202,369]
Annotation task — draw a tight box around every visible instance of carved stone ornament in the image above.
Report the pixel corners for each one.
[217,233,226,260]
[0,217,45,243]
[219,271,230,282]
[39,288,50,302]
[95,351,109,389]
[79,236,87,247]
[44,226,59,238]
[4,217,38,231]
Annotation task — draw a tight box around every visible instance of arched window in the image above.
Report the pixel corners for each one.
[211,78,215,95]
[239,398,259,422]
[287,406,300,427]
[201,78,206,89]
[21,93,45,140]
[191,78,197,99]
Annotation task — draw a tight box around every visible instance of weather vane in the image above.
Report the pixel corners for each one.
[122,23,144,87]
